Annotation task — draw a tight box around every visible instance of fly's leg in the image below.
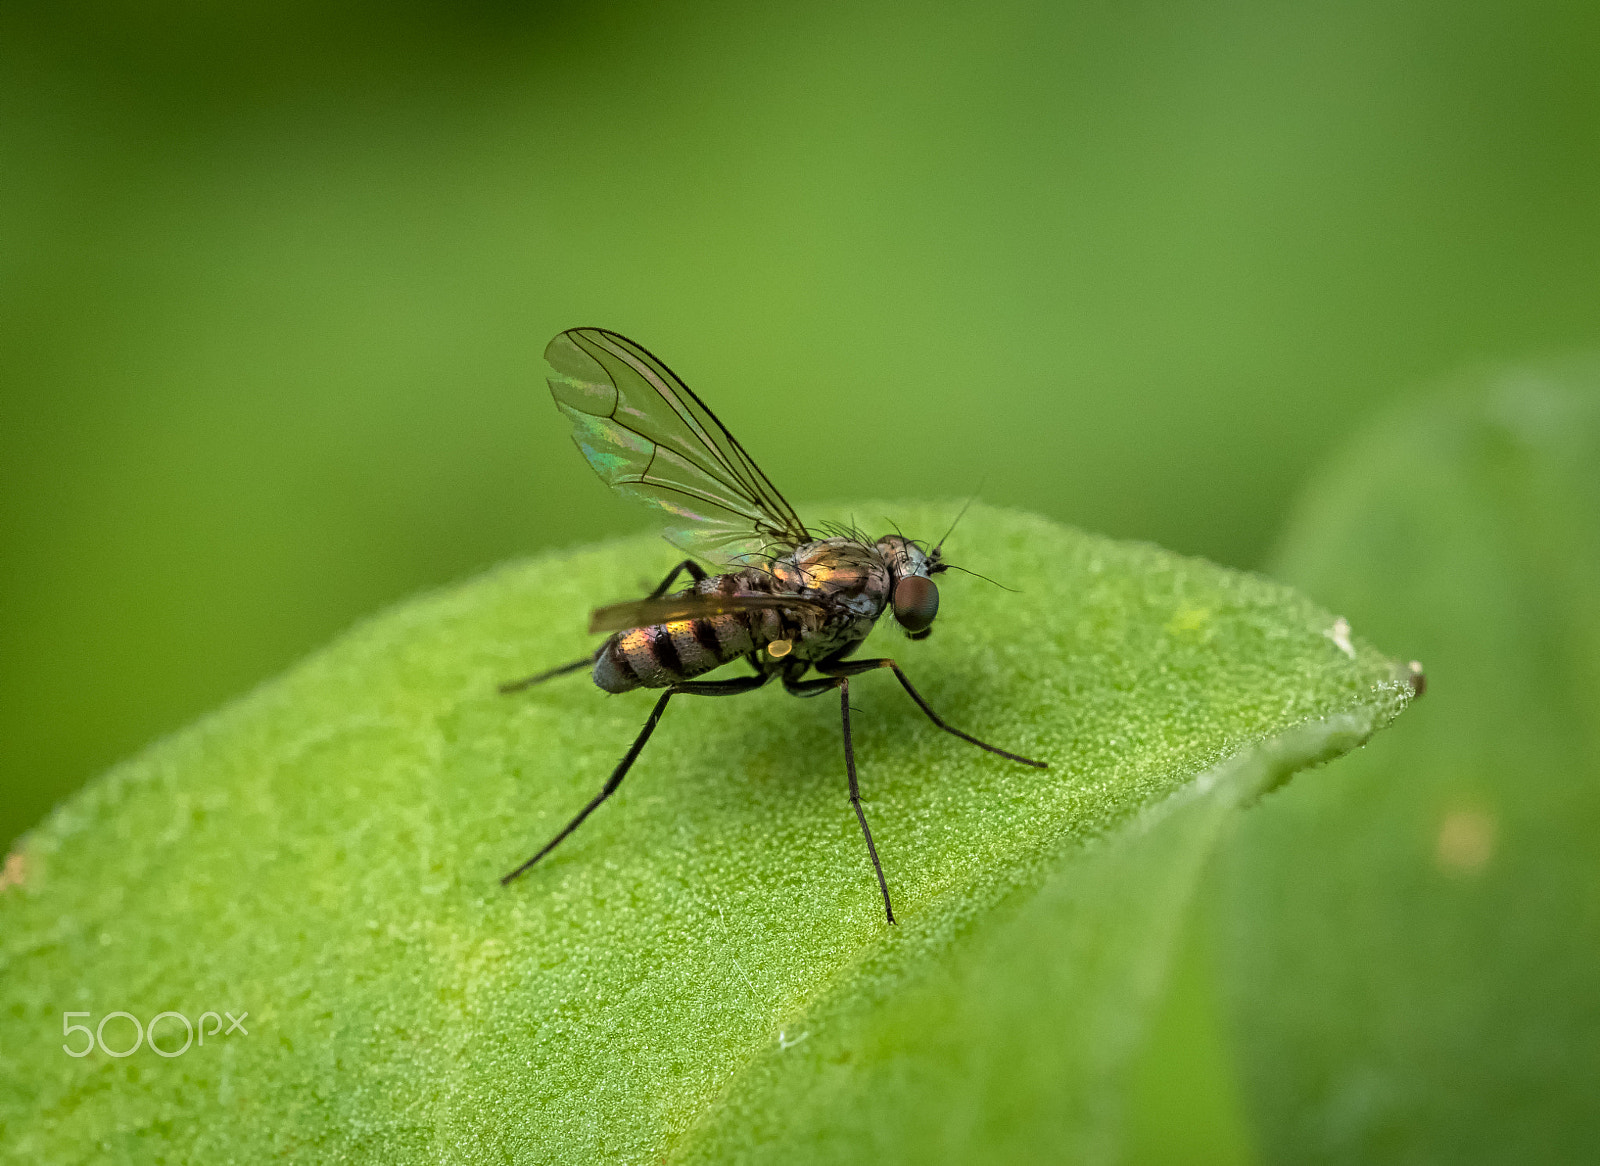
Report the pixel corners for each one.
[647,559,708,598]
[501,674,768,885]
[499,561,707,693]
[839,676,895,924]
[781,676,837,698]
[501,690,673,884]
[815,657,1048,769]
[784,672,896,924]
[499,654,596,694]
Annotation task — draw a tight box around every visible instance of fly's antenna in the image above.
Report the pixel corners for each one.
[932,483,985,558]
[937,562,1020,592]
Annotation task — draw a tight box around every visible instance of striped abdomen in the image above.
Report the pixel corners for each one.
[592,573,770,693]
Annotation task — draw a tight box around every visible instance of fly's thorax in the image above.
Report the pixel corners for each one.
[773,538,892,618]
[754,539,888,663]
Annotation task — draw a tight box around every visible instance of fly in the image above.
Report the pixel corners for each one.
[500,327,1047,923]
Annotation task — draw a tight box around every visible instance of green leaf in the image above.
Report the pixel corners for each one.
[0,505,1412,1163]
[1216,366,1600,1161]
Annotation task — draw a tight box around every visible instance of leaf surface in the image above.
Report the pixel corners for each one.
[0,505,1412,1163]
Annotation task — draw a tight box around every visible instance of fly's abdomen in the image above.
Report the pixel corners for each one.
[593,613,756,693]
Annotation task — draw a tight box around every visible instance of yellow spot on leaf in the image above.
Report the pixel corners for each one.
[1166,606,1212,637]
[0,851,26,893]
[1435,805,1497,876]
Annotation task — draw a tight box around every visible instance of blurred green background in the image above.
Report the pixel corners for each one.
[5,2,1599,1160]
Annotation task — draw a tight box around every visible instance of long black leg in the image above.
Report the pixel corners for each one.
[782,675,838,698]
[499,654,595,694]
[648,559,708,598]
[671,675,769,696]
[816,657,1048,768]
[501,674,768,885]
[783,671,895,922]
[837,676,895,924]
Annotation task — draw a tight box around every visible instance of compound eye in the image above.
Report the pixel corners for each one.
[892,575,939,633]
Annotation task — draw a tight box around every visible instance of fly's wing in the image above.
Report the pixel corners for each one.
[546,328,810,564]
[588,593,825,635]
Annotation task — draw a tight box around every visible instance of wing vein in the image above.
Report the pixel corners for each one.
[545,327,810,564]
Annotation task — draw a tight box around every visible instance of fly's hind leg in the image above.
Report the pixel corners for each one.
[501,673,768,886]
[499,653,597,694]
[784,672,896,925]
[814,656,1048,769]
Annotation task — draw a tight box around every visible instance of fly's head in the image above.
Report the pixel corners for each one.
[875,534,944,640]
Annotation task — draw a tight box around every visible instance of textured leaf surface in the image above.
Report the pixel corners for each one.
[0,505,1412,1163]
[1217,367,1600,1162]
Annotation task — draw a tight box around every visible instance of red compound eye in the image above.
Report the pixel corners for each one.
[892,575,939,633]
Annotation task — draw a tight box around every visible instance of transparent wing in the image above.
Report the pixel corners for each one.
[546,328,810,564]
[587,592,825,635]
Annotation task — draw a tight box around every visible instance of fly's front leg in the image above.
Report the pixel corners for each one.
[501,673,767,886]
[647,559,708,598]
[815,657,1047,768]
[783,671,895,923]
